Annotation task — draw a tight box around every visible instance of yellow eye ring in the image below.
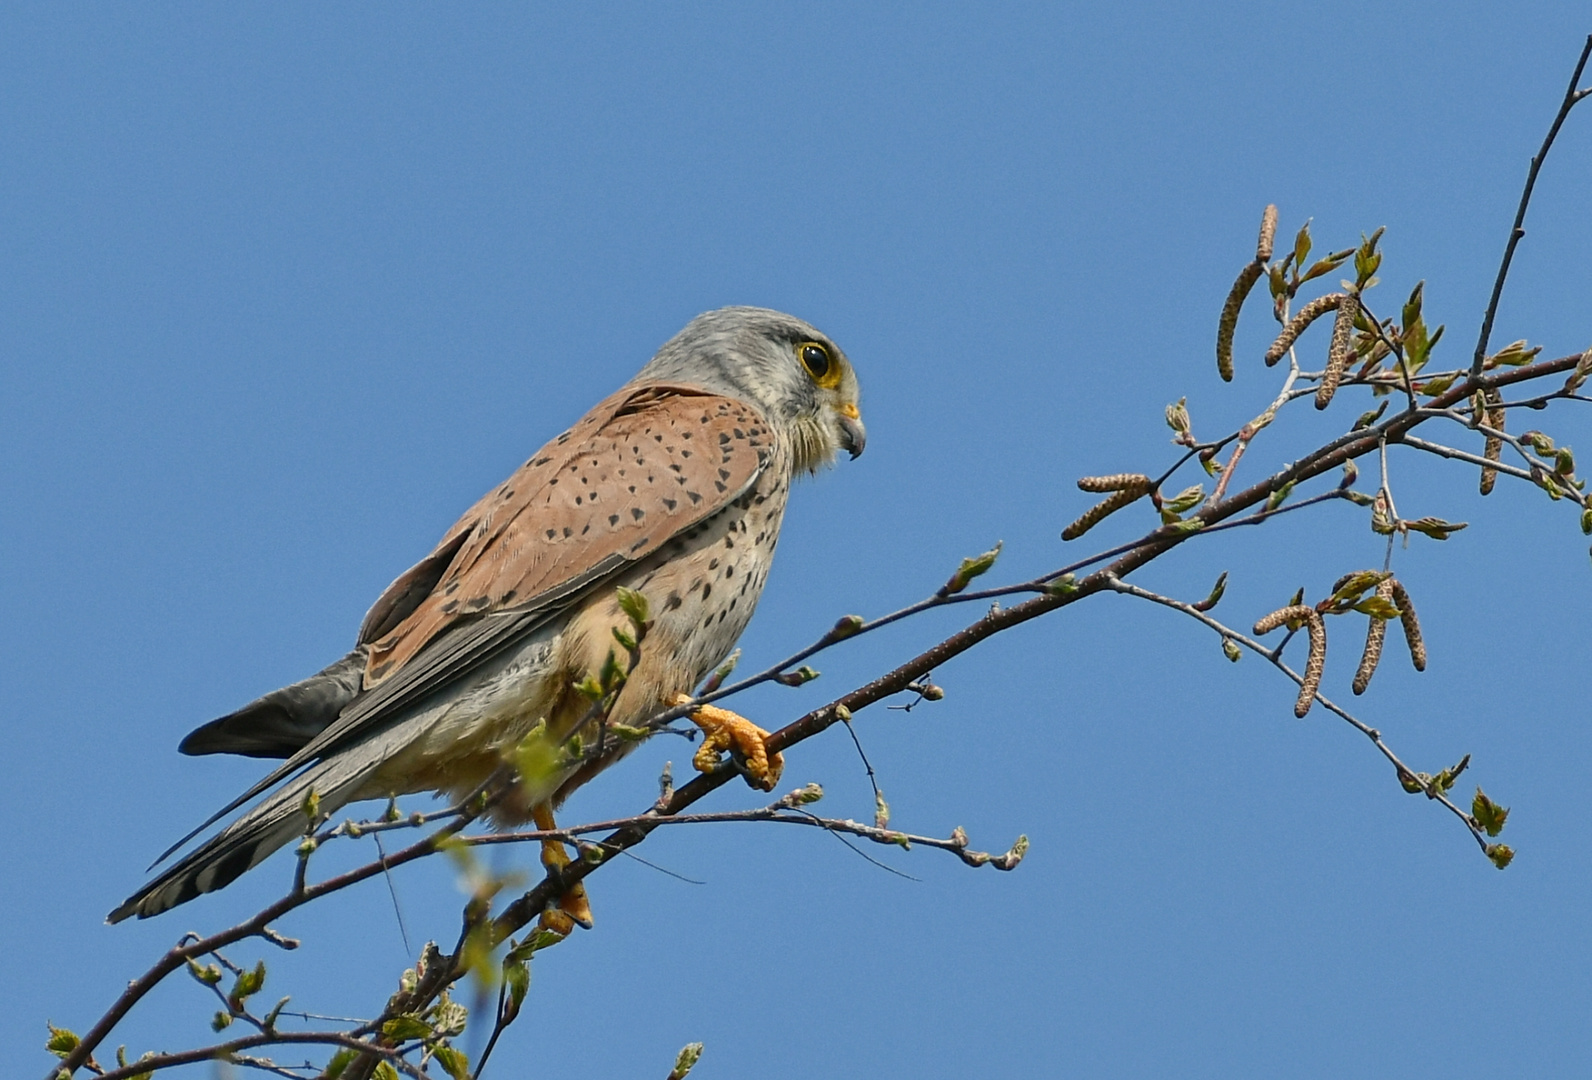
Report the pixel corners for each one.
[797,341,842,388]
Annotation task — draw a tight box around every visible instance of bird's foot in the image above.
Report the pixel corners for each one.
[671,692,785,791]
[533,805,593,934]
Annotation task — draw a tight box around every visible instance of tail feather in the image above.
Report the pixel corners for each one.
[108,755,379,923]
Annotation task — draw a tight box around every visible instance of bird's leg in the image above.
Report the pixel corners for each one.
[670,692,785,792]
[532,803,593,934]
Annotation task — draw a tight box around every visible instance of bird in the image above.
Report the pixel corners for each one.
[109,306,865,928]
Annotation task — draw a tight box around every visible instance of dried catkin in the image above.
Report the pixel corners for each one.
[1257,204,1278,262]
[1062,481,1152,541]
[1296,610,1326,718]
[1217,261,1264,382]
[1077,473,1152,493]
[1389,580,1425,671]
[1264,292,1345,367]
[1351,579,1396,695]
[1480,388,1504,495]
[1316,292,1358,410]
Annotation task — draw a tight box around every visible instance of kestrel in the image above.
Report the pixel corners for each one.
[110,307,865,927]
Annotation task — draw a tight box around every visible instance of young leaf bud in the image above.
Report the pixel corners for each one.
[1222,637,1242,663]
[938,541,1003,596]
[1165,397,1191,435]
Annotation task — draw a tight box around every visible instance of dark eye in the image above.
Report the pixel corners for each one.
[800,343,831,380]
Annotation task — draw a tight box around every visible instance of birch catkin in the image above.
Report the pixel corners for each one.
[1217,262,1263,383]
[1351,579,1396,695]
[1296,610,1326,718]
[1316,292,1358,410]
[1480,388,1504,495]
[1265,293,1345,366]
[1389,580,1426,671]
[1062,483,1151,541]
[1257,204,1278,262]
[1077,473,1152,493]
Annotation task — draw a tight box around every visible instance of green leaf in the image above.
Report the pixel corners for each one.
[382,1015,435,1043]
[1473,788,1510,837]
[300,786,320,823]
[228,960,266,1008]
[262,996,291,1032]
[1166,518,1205,534]
[1265,480,1295,511]
[1351,596,1402,620]
[1417,372,1459,396]
[1192,571,1228,612]
[1162,483,1204,514]
[1222,638,1242,663]
[434,1045,471,1080]
[615,586,650,627]
[670,1042,706,1080]
[826,615,864,642]
[374,1063,401,1080]
[1404,516,1468,540]
[1045,573,1078,596]
[211,1011,233,1032]
[938,541,1002,596]
[1165,397,1190,435]
[322,1049,357,1080]
[1352,402,1388,431]
[1485,843,1515,869]
[1292,220,1312,272]
[1299,250,1352,286]
[611,625,637,652]
[1487,339,1541,367]
[45,1022,79,1059]
[1401,280,1424,335]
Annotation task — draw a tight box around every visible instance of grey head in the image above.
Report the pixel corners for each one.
[632,306,865,473]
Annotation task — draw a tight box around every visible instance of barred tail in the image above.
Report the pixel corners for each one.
[107,755,378,923]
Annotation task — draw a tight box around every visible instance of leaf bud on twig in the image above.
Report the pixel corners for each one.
[938,541,1003,597]
[1265,292,1345,367]
[1165,397,1191,436]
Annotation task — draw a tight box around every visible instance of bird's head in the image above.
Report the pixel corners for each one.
[635,306,866,474]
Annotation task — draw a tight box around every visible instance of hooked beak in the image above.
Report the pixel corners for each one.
[838,402,867,459]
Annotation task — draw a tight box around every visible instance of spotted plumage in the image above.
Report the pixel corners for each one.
[110,306,864,923]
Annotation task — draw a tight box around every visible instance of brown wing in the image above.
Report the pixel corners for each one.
[359,382,773,686]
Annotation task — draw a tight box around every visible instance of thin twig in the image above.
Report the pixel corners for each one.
[1472,35,1592,377]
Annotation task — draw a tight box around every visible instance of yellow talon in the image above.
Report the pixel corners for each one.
[671,692,785,791]
[533,804,593,932]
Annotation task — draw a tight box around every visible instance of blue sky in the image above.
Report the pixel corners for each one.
[5,4,1592,1077]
